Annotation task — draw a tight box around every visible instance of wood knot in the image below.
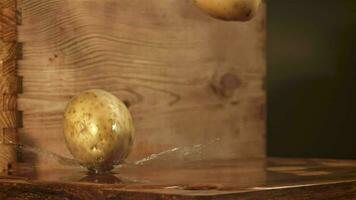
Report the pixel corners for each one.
[211,71,241,98]
[220,73,241,91]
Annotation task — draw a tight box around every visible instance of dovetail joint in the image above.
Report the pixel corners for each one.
[0,0,22,171]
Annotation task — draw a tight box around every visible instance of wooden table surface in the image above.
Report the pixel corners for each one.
[1,158,356,199]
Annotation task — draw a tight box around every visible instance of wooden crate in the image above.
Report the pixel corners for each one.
[1,0,266,169]
[3,1,356,199]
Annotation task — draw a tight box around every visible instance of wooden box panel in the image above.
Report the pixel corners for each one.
[0,0,21,170]
[13,0,265,167]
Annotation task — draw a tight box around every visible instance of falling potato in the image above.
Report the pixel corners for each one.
[63,89,134,173]
[193,0,262,21]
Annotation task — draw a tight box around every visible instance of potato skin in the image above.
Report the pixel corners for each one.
[63,89,134,173]
[193,0,262,21]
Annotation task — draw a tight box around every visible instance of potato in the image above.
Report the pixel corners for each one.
[63,89,134,173]
[193,0,262,21]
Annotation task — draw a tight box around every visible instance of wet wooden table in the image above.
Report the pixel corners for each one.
[1,158,356,199]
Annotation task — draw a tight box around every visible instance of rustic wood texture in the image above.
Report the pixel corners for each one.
[0,0,16,10]
[0,0,21,171]
[0,60,16,76]
[0,145,15,169]
[1,128,17,143]
[18,0,266,167]
[1,158,356,199]
[1,94,16,110]
[0,8,17,42]
[0,75,20,93]
[0,110,20,127]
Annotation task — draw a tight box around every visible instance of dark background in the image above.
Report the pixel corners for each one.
[267,0,356,159]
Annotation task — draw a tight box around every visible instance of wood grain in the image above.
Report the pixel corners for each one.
[0,110,20,128]
[1,94,16,110]
[1,158,356,199]
[0,128,16,143]
[0,7,17,42]
[0,145,15,171]
[18,0,266,167]
[0,74,20,93]
[0,40,16,60]
[2,181,356,200]
[0,59,16,76]
[0,0,20,171]
[0,0,16,9]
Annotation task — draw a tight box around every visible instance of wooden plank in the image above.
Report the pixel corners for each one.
[1,158,356,199]
[18,0,266,167]
[0,0,18,171]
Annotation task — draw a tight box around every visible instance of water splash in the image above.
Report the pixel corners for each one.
[4,138,222,168]
[132,138,221,166]
[133,147,180,165]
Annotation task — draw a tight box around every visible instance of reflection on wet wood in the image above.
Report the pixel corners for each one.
[1,158,356,199]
